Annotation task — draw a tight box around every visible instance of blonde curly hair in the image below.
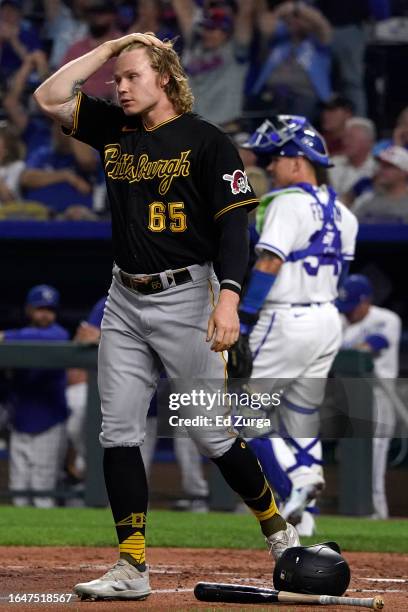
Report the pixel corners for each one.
[120,38,194,115]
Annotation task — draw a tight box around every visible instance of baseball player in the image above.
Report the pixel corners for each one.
[336,274,402,519]
[229,116,358,536]
[66,296,107,482]
[0,285,69,508]
[34,32,299,600]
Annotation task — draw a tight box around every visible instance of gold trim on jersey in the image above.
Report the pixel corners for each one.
[104,145,191,195]
[143,114,182,132]
[65,91,83,137]
[214,198,259,221]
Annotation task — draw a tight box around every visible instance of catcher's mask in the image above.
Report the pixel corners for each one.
[273,541,350,596]
[243,115,332,168]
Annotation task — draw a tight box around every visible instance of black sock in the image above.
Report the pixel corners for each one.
[212,438,286,537]
[103,446,148,570]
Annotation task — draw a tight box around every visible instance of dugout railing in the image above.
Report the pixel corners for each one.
[0,341,107,507]
[0,343,374,513]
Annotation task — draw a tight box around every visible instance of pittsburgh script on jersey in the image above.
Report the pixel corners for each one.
[104,144,191,195]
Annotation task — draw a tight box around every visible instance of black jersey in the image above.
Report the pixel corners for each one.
[66,93,258,274]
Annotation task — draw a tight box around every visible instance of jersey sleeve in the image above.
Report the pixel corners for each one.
[63,92,122,151]
[255,195,301,260]
[341,209,359,261]
[3,327,69,341]
[201,130,258,220]
[87,297,107,328]
[370,313,402,351]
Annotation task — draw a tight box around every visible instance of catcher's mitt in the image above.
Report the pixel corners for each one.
[227,334,253,380]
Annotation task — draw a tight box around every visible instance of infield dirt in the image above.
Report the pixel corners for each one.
[0,547,407,611]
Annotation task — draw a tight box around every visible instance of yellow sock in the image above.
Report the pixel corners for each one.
[119,530,146,566]
[244,478,286,537]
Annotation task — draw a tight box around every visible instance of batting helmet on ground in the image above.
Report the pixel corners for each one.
[273,541,350,596]
[243,115,332,167]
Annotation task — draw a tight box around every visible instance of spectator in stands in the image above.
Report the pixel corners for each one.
[314,1,391,117]
[2,50,51,156]
[44,0,89,70]
[173,0,256,127]
[61,0,120,100]
[375,106,408,154]
[354,145,408,223]
[246,0,332,123]
[0,125,25,204]
[320,94,354,156]
[329,117,377,206]
[20,123,99,217]
[0,285,69,508]
[0,0,43,82]
[129,0,178,43]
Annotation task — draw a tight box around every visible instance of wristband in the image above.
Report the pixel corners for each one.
[365,334,389,352]
[239,269,277,334]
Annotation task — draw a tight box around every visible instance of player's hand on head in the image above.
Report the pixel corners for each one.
[108,32,167,56]
[206,292,240,352]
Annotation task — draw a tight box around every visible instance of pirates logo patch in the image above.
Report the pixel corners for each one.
[222,169,251,195]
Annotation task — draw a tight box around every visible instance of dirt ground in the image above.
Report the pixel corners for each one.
[0,547,407,612]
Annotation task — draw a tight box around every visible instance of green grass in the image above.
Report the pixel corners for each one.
[0,507,407,552]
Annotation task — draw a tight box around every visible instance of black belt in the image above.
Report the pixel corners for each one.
[119,268,192,294]
[291,302,330,307]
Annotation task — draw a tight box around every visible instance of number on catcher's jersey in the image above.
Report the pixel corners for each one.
[255,185,358,304]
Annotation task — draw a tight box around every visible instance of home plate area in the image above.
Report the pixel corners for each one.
[0,547,407,611]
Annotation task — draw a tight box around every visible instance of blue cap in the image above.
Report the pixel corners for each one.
[336,275,373,313]
[26,285,60,309]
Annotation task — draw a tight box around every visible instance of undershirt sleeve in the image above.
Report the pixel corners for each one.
[216,207,250,295]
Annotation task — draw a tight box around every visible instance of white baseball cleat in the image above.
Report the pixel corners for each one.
[266,523,300,561]
[280,484,321,526]
[73,559,151,600]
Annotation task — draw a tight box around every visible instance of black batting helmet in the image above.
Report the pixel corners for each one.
[273,542,350,596]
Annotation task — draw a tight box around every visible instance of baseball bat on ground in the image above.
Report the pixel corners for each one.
[194,582,385,609]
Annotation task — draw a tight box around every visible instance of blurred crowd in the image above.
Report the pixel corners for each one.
[1,0,408,222]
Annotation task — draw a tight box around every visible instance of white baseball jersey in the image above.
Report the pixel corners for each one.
[341,306,401,378]
[256,185,358,304]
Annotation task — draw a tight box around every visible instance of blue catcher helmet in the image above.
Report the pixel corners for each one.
[244,115,332,167]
